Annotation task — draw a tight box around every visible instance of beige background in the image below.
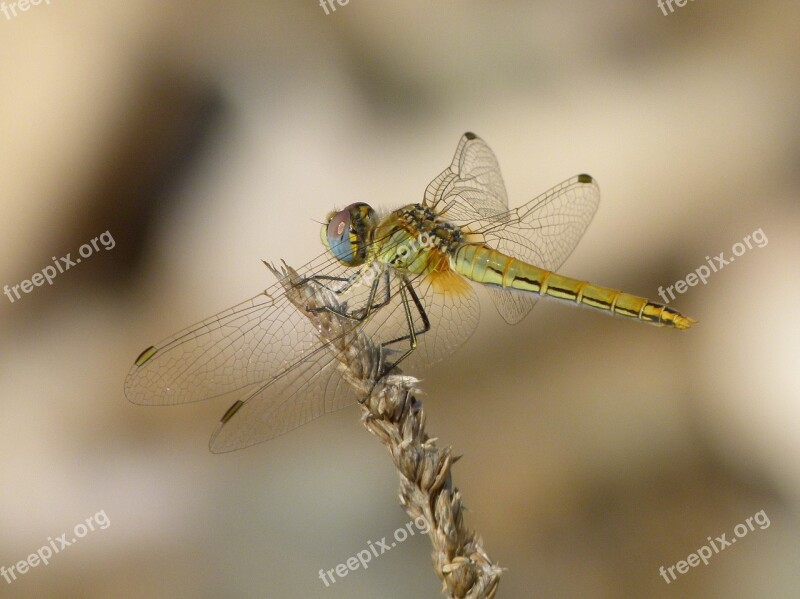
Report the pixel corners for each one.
[0,1,798,597]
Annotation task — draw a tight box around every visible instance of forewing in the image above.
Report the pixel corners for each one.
[126,229,476,451]
[124,249,365,406]
[424,132,508,221]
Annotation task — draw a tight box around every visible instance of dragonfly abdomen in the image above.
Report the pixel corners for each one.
[453,245,694,329]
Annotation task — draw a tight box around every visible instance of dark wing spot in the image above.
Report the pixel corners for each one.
[134,345,158,367]
[577,174,593,184]
[220,400,245,424]
[464,132,477,140]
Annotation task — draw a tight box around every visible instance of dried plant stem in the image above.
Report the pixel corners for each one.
[272,263,501,599]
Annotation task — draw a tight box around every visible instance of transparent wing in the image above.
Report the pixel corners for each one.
[128,132,593,450]
[358,265,480,374]
[476,174,600,271]
[209,265,480,452]
[209,346,358,452]
[468,174,600,324]
[124,249,369,407]
[409,273,480,371]
[424,132,508,220]
[424,133,600,324]
[126,230,479,452]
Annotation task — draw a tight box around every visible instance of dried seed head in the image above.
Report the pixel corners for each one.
[275,264,501,598]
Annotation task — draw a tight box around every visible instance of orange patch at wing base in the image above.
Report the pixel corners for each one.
[425,251,472,296]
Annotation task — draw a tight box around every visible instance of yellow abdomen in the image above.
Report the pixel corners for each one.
[453,245,695,329]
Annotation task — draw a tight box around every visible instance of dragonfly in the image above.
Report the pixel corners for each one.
[125,132,695,452]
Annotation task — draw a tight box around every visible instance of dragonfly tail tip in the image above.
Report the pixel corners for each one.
[674,315,698,330]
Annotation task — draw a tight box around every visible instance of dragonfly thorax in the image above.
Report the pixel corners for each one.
[371,204,465,274]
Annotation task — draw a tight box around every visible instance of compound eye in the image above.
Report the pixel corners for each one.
[326,209,356,264]
[327,210,351,240]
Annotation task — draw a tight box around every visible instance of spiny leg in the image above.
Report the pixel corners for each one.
[380,278,430,359]
[307,269,391,323]
[361,277,430,403]
[299,272,359,294]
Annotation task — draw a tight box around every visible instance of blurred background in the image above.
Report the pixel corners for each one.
[1,1,798,597]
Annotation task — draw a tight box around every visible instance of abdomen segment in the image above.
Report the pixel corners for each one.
[453,245,695,329]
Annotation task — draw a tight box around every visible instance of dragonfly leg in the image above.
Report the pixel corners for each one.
[360,269,394,313]
[360,278,430,403]
[299,273,358,295]
[307,270,391,322]
[380,278,430,369]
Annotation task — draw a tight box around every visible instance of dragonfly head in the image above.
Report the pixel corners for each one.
[321,202,377,266]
